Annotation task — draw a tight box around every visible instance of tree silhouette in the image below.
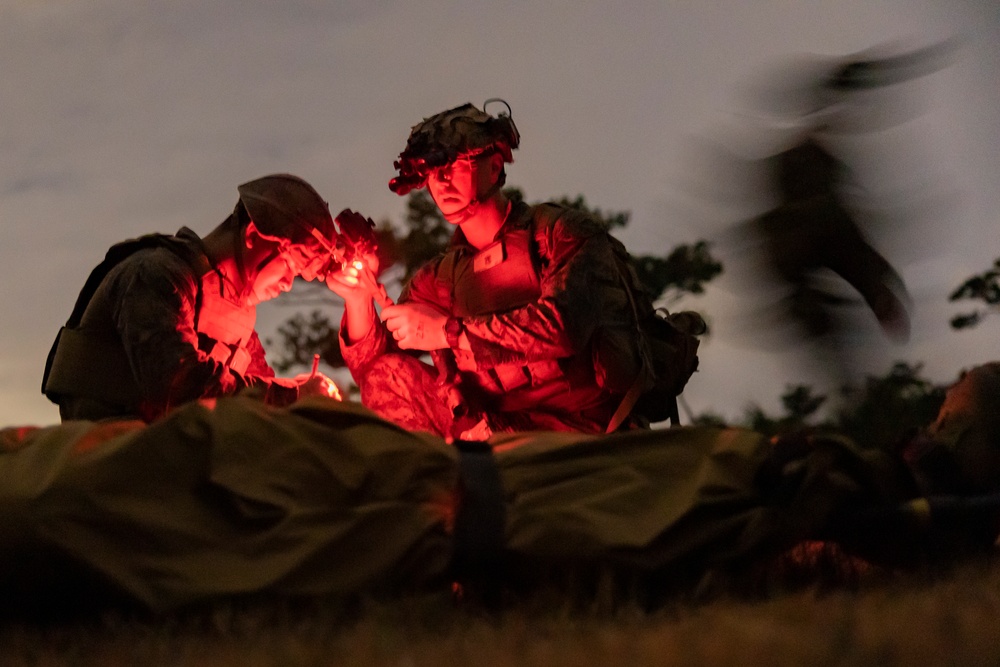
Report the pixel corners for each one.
[721,362,945,452]
[742,384,827,436]
[835,362,945,451]
[391,190,451,282]
[632,241,722,305]
[949,258,1000,330]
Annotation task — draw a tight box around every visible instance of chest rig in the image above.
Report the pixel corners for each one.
[196,270,257,377]
[449,228,540,317]
[42,229,257,409]
[439,218,562,395]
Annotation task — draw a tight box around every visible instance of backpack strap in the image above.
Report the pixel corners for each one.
[606,369,655,433]
[604,253,680,432]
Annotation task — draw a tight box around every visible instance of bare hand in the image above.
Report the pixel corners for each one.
[380,303,448,351]
[326,258,381,343]
[325,259,373,304]
[293,372,342,400]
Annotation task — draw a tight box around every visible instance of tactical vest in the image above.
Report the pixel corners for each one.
[450,228,540,317]
[438,222,563,395]
[196,270,256,375]
[434,202,699,429]
[42,230,257,412]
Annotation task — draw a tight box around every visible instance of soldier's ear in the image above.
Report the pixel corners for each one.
[245,221,261,248]
[486,152,505,182]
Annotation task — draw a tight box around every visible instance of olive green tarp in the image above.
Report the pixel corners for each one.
[0,396,909,613]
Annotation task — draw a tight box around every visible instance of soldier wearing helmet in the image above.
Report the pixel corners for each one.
[329,101,648,439]
[43,174,341,423]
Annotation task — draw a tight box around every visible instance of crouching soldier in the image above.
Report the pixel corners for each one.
[328,101,699,440]
[43,174,341,423]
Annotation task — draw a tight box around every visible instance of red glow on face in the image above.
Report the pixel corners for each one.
[427,157,478,218]
[248,255,297,305]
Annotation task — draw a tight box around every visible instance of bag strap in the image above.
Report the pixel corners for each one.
[604,253,678,432]
[606,369,651,433]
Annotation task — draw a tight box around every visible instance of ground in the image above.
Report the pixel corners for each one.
[2,549,997,667]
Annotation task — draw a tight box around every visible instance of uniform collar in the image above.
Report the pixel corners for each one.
[448,200,530,252]
[175,227,240,300]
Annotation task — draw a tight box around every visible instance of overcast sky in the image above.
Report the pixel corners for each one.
[2,0,997,426]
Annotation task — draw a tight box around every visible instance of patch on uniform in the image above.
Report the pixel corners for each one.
[473,241,506,273]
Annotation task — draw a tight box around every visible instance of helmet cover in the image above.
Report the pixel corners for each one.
[236,174,336,255]
[389,100,520,195]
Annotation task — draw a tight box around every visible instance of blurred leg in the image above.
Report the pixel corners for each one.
[358,353,455,438]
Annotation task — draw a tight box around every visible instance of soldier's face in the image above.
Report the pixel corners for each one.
[427,156,479,220]
[247,253,297,305]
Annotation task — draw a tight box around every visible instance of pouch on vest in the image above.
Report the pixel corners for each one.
[633,310,703,423]
[197,271,257,377]
[450,229,541,317]
[42,326,142,409]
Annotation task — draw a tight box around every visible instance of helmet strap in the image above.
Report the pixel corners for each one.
[442,159,506,225]
[235,216,281,301]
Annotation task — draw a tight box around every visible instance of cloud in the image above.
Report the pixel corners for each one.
[1,0,995,427]
[1,170,78,198]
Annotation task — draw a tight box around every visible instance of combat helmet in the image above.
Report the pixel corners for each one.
[236,174,336,251]
[389,99,520,196]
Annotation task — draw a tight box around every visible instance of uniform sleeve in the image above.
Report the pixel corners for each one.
[339,260,446,380]
[241,331,301,406]
[453,210,627,369]
[338,308,389,379]
[243,331,275,379]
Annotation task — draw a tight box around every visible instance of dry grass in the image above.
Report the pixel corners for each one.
[2,556,999,667]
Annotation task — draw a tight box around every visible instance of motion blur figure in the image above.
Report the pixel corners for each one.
[701,40,955,391]
[750,133,911,344]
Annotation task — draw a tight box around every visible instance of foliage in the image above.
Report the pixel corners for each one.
[949,257,1000,330]
[689,411,729,428]
[550,195,722,302]
[834,362,947,451]
[632,241,724,304]
[726,362,946,452]
[269,310,343,374]
[389,190,450,282]
[742,384,828,437]
[549,193,629,230]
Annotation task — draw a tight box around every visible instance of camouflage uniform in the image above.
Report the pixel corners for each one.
[43,174,335,423]
[341,200,644,438]
[43,228,297,423]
